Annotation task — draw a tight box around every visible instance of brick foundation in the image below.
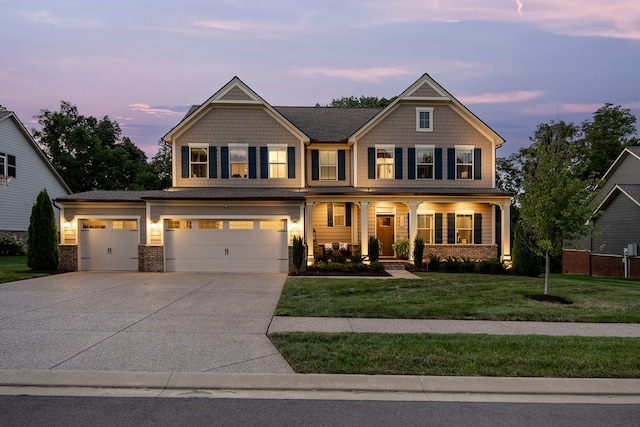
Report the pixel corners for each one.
[562,250,590,275]
[138,245,164,272]
[59,245,78,271]
[562,249,640,279]
[423,244,498,261]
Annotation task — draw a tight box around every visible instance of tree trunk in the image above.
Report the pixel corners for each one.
[544,251,551,295]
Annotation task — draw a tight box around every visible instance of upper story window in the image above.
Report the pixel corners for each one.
[376,146,394,179]
[0,153,5,176]
[416,145,434,179]
[0,151,16,178]
[189,145,208,178]
[320,150,337,180]
[416,107,433,132]
[229,145,248,178]
[417,212,434,244]
[269,145,287,178]
[456,213,473,244]
[456,146,473,180]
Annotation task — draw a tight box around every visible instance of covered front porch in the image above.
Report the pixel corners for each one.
[304,194,511,264]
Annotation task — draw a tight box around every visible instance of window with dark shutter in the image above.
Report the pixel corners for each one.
[311,149,319,181]
[221,146,229,179]
[368,147,375,179]
[474,213,482,244]
[248,147,257,179]
[435,148,442,180]
[474,148,482,180]
[408,148,416,180]
[447,213,456,244]
[260,147,268,179]
[327,203,333,227]
[181,146,189,178]
[395,147,402,180]
[209,147,217,179]
[435,213,443,244]
[287,146,295,179]
[447,148,455,180]
[338,150,346,181]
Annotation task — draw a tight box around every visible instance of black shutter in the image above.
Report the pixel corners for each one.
[208,147,217,179]
[435,213,443,244]
[7,155,16,178]
[338,150,346,181]
[474,148,482,180]
[181,146,189,178]
[287,146,295,179]
[474,213,482,244]
[408,148,415,180]
[435,148,442,180]
[395,147,402,180]
[368,147,375,179]
[311,149,319,181]
[221,146,229,179]
[327,203,333,227]
[260,147,268,179]
[346,203,352,227]
[447,213,456,244]
[248,147,257,179]
[447,148,455,180]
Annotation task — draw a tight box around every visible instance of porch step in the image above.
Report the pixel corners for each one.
[380,261,408,270]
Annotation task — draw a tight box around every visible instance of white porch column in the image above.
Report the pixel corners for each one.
[500,200,511,261]
[408,202,418,261]
[359,201,369,256]
[305,201,315,263]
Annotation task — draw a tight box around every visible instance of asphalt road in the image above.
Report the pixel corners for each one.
[1,396,639,427]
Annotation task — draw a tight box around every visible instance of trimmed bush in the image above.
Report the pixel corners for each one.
[413,236,424,270]
[444,256,463,273]
[0,235,26,256]
[292,235,304,273]
[479,258,506,274]
[426,253,442,271]
[27,189,59,271]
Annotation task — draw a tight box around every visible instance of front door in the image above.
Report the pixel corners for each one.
[376,215,395,257]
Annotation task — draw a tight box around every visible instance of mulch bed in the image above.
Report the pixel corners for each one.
[290,270,391,277]
[525,294,573,304]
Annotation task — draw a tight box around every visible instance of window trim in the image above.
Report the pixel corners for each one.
[188,143,208,179]
[416,107,434,132]
[333,203,346,227]
[455,145,474,180]
[417,210,435,244]
[267,144,287,179]
[319,150,338,181]
[0,152,5,176]
[415,145,435,180]
[455,210,474,245]
[228,143,248,179]
[375,145,395,180]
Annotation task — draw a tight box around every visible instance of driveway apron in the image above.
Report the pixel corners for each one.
[0,272,293,374]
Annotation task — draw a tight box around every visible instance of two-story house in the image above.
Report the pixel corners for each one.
[56,74,512,273]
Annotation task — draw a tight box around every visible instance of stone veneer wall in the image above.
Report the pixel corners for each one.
[138,245,164,272]
[422,244,498,261]
[58,245,78,271]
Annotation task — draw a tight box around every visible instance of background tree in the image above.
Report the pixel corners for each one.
[580,103,639,179]
[316,96,397,108]
[32,101,166,192]
[27,189,59,271]
[149,139,172,189]
[518,121,598,294]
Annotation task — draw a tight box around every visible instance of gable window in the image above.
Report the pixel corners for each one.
[416,146,434,179]
[416,107,433,132]
[456,213,473,244]
[189,146,208,178]
[376,146,394,179]
[417,213,434,244]
[320,150,337,180]
[269,145,287,178]
[0,152,16,178]
[0,153,5,176]
[229,145,248,178]
[456,146,473,180]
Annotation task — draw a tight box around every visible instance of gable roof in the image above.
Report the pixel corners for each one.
[601,146,640,181]
[0,109,72,194]
[274,107,381,142]
[349,73,505,147]
[595,183,640,212]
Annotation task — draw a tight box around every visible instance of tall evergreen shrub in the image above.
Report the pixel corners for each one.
[368,236,380,263]
[292,235,304,273]
[413,236,424,270]
[27,189,59,271]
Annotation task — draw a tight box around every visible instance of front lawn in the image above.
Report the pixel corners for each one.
[275,273,640,322]
[270,332,640,377]
[0,256,48,284]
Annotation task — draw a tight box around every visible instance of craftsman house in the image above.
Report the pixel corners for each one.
[56,74,512,272]
[0,107,71,244]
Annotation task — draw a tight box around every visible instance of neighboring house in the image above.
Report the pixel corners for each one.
[0,107,71,244]
[563,146,640,278]
[56,74,512,273]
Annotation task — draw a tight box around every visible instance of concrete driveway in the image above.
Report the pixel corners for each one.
[0,272,293,374]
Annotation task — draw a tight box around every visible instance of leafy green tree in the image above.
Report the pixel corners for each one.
[149,140,172,189]
[27,189,59,271]
[518,121,598,294]
[580,103,639,179]
[32,101,163,192]
[316,95,397,108]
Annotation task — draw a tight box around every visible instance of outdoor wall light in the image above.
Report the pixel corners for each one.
[291,221,298,230]
[63,221,72,228]
[150,223,159,230]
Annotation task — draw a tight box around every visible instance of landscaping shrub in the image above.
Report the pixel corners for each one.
[370,262,385,273]
[426,253,442,271]
[292,235,304,273]
[350,245,366,264]
[391,237,410,260]
[443,256,463,273]
[0,235,26,256]
[368,236,380,263]
[27,189,59,271]
[461,257,477,272]
[479,258,506,274]
[413,236,424,270]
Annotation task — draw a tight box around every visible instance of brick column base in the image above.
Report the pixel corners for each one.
[59,245,78,272]
[138,245,164,272]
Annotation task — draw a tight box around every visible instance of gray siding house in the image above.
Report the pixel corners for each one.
[0,108,71,242]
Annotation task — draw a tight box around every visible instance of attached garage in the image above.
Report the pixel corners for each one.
[79,219,140,271]
[164,218,289,273]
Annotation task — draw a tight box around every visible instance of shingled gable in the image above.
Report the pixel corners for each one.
[348,73,505,147]
[162,76,309,144]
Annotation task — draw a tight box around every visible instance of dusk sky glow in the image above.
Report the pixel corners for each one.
[2,0,639,158]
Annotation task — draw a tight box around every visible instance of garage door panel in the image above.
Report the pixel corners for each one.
[79,220,139,271]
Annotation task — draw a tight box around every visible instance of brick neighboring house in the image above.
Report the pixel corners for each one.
[563,146,640,279]
[56,74,512,273]
[0,107,71,245]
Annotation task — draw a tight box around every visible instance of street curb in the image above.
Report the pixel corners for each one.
[1,370,640,396]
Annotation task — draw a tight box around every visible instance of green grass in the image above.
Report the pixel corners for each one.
[0,256,48,284]
[275,273,640,322]
[270,332,640,377]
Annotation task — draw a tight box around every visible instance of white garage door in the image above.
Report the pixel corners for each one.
[79,219,139,271]
[165,219,288,273]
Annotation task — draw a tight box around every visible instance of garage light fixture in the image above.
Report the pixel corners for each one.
[63,221,72,228]
[150,222,159,230]
[291,221,298,230]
